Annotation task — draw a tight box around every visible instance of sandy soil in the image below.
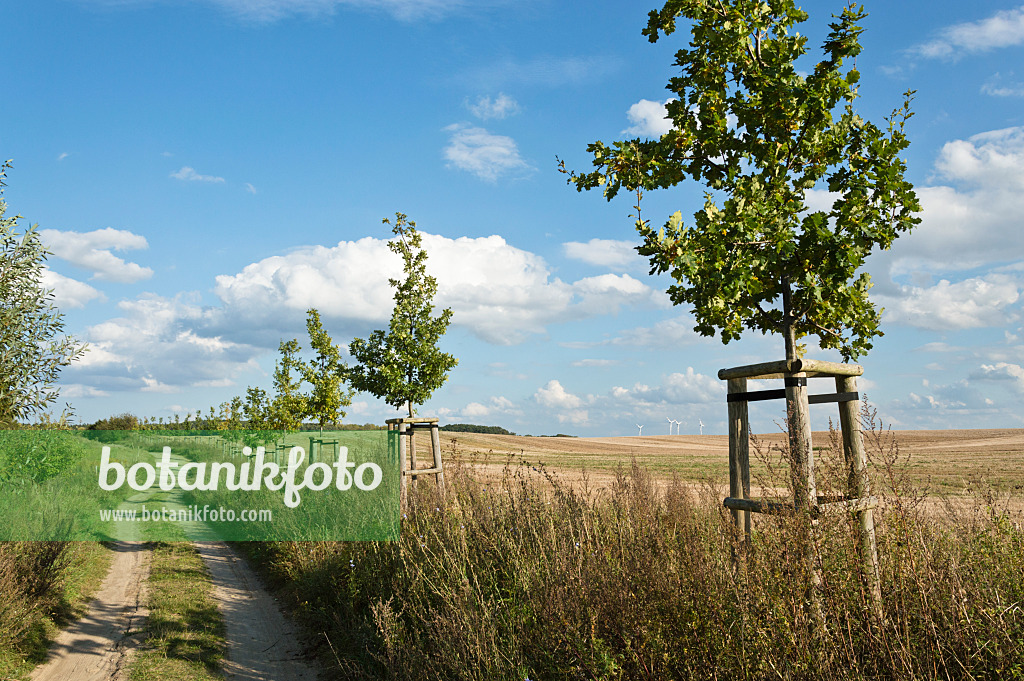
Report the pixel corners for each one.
[194,541,319,681]
[29,541,150,681]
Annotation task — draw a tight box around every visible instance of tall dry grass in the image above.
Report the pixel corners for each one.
[244,414,1024,680]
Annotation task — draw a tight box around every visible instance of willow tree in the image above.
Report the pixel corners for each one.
[348,213,457,418]
[0,160,86,425]
[563,1,920,363]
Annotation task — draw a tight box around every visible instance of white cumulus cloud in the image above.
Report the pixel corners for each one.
[875,126,1024,274]
[534,379,587,424]
[214,232,660,345]
[563,238,640,271]
[59,384,110,399]
[443,124,530,181]
[65,293,263,394]
[878,274,1021,330]
[933,127,1024,188]
[622,98,674,137]
[973,362,1024,393]
[63,229,665,396]
[439,395,519,422]
[610,368,723,406]
[40,269,106,308]
[39,227,153,283]
[535,379,583,409]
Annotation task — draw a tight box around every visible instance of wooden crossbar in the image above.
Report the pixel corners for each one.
[718,358,864,380]
[727,389,859,404]
[808,391,859,405]
[404,466,443,477]
[723,495,878,515]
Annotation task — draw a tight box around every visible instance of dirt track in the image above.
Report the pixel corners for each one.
[30,542,150,681]
[30,542,318,681]
[195,541,318,681]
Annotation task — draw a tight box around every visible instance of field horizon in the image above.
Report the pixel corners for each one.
[425,427,1024,496]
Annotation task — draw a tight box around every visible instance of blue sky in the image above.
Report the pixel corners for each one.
[3,0,1024,435]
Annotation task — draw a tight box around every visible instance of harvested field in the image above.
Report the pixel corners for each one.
[412,428,1024,495]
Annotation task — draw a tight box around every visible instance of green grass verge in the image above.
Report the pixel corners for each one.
[0,541,115,680]
[128,525,225,681]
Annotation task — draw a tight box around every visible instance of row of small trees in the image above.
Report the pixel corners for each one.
[1,165,455,432]
[93,213,458,436]
[236,213,458,434]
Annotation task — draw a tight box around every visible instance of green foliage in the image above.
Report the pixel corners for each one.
[440,423,515,435]
[562,2,921,361]
[82,412,139,443]
[239,386,277,448]
[304,308,354,431]
[0,540,90,676]
[0,429,89,484]
[243,386,270,430]
[0,160,86,424]
[348,213,458,416]
[87,412,139,431]
[269,338,307,431]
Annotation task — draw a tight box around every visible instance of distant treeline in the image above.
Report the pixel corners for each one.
[440,424,515,435]
[82,413,386,432]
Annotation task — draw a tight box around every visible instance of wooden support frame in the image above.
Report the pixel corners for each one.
[718,359,882,616]
[307,436,340,464]
[385,417,446,507]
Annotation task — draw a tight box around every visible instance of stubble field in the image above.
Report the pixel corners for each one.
[425,427,1024,496]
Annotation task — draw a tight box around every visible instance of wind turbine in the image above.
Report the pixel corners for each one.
[699,419,705,436]
[675,419,683,435]
[666,417,674,435]
[636,423,643,436]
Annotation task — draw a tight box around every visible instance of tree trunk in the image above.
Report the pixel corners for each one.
[782,277,796,363]
[782,279,824,632]
[406,400,416,487]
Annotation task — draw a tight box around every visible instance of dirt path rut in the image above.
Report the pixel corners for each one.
[194,541,319,681]
[30,541,150,681]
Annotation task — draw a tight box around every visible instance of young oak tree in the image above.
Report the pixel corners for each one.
[562,1,920,363]
[348,213,457,418]
[0,160,86,425]
[304,308,355,433]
